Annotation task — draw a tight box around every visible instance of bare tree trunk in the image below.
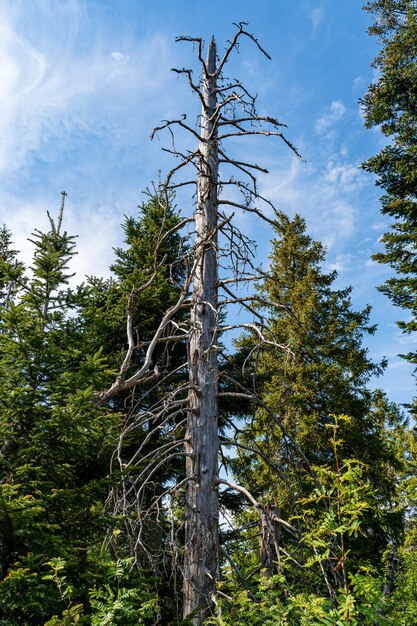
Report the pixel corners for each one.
[376,547,399,621]
[183,38,220,625]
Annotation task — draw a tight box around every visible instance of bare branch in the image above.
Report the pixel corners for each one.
[218,199,277,227]
[175,35,207,72]
[215,478,298,535]
[218,115,287,129]
[96,252,197,405]
[218,150,268,174]
[151,115,203,143]
[171,67,206,108]
[216,22,271,78]
[217,129,304,160]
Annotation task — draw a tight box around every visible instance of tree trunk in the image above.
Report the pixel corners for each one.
[183,38,220,625]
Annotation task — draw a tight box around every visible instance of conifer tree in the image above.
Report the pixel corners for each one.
[77,195,188,622]
[231,212,404,595]
[361,7,417,616]
[361,0,417,375]
[0,193,187,624]
[0,196,119,623]
[80,194,186,379]
[0,226,24,308]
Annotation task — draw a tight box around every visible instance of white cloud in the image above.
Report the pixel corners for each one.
[110,51,129,64]
[388,359,409,370]
[0,0,184,283]
[352,75,367,93]
[315,100,346,135]
[308,6,324,33]
[326,253,353,274]
[396,331,417,346]
[0,1,174,178]
[2,191,124,282]
[324,161,364,192]
[0,22,47,173]
[259,155,356,251]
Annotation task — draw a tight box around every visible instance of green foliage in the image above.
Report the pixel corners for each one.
[40,556,160,626]
[0,225,25,306]
[0,202,118,623]
[361,5,417,619]
[42,558,84,625]
[207,575,387,626]
[79,193,186,376]
[0,187,413,623]
[212,415,393,626]
[206,580,290,625]
[231,213,404,579]
[362,0,417,374]
[88,557,159,625]
[296,417,374,574]
[219,214,411,623]
[0,193,187,624]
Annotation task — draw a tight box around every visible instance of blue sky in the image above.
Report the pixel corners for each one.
[1,0,414,407]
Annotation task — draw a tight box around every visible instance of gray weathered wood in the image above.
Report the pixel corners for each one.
[183,38,220,625]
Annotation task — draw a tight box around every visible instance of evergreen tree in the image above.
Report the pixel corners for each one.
[230,212,404,597]
[79,194,186,377]
[361,7,417,619]
[361,0,417,375]
[76,195,188,622]
[0,197,118,624]
[0,226,24,308]
[0,194,186,624]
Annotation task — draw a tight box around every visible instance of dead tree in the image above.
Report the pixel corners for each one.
[156,27,303,623]
[183,38,220,622]
[98,22,304,625]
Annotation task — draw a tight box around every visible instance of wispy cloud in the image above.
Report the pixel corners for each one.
[259,154,357,251]
[110,51,130,64]
[326,253,353,274]
[308,7,324,34]
[352,75,367,93]
[0,0,182,280]
[0,1,175,179]
[315,100,346,136]
[324,161,364,192]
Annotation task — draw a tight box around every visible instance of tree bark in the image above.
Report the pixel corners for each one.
[183,38,220,625]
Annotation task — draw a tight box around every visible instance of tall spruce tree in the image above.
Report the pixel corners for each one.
[77,195,188,623]
[0,198,118,623]
[361,9,417,618]
[80,194,186,378]
[361,0,417,376]
[0,194,186,625]
[230,212,404,598]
